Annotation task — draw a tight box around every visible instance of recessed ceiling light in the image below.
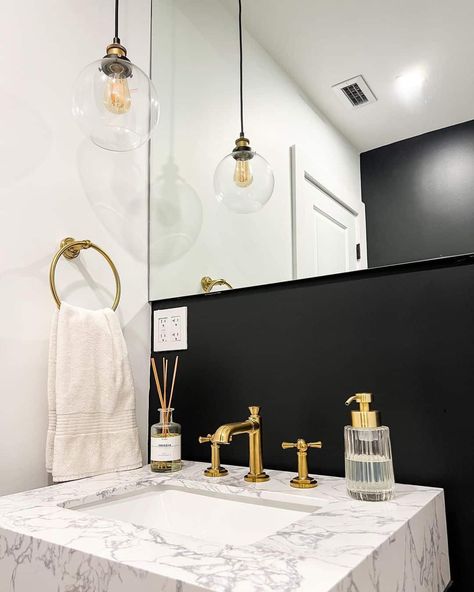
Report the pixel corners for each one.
[395,69,426,101]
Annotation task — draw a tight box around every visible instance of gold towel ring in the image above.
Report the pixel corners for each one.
[201,276,233,293]
[49,237,121,311]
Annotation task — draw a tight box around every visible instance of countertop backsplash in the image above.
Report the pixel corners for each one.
[150,255,473,588]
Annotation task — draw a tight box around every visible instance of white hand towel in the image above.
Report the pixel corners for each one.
[46,302,142,482]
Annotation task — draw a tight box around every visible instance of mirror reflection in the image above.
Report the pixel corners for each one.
[149,0,474,300]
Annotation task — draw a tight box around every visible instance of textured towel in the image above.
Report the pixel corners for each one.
[46,302,142,482]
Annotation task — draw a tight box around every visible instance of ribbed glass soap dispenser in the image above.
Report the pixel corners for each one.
[344,393,394,501]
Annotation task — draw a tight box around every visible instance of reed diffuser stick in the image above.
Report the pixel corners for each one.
[151,357,165,410]
[164,357,171,434]
[165,357,172,428]
[162,358,168,409]
[167,356,179,419]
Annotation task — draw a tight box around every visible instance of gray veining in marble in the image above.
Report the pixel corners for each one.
[0,462,450,592]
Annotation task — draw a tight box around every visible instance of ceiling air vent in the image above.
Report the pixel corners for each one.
[332,75,377,108]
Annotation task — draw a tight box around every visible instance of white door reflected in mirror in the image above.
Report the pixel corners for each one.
[291,146,364,279]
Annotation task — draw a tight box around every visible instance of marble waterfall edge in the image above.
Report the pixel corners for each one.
[0,462,450,592]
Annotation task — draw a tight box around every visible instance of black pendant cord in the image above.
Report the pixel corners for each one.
[113,0,120,44]
[238,0,245,138]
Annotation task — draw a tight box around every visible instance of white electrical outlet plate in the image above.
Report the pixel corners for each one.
[153,307,188,352]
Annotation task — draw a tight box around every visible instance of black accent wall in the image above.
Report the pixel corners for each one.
[150,255,474,590]
[361,119,474,267]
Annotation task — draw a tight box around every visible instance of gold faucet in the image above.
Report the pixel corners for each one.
[210,406,269,483]
[198,434,228,477]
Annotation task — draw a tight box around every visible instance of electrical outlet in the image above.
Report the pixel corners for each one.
[171,316,181,341]
[154,307,187,352]
[158,318,167,343]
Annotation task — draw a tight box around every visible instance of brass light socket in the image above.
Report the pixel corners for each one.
[105,42,127,58]
[232,137,255,161]
[235,137,251,149]
[101,43,132,79]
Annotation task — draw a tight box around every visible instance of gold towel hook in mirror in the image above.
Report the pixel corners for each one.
[201,276,233,293]
[49,237,121,310]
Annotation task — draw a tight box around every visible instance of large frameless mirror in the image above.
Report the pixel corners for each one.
[149,0,474,300]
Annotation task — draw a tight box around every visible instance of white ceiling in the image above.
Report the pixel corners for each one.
[224,0,474,152]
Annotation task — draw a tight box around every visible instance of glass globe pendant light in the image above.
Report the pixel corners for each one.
[214,0,274,213]
[72,0,159,152]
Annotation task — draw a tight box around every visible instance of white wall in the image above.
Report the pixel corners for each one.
[149,0,363,300]
[0,0,151,495]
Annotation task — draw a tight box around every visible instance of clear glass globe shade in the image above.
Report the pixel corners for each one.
[72,57,159,152]
[214,152,275,214]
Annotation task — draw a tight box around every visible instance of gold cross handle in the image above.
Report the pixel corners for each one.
[199,434,228,477]
[281,438,323,488]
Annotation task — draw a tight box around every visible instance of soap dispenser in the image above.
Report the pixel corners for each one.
[344,393,394,501]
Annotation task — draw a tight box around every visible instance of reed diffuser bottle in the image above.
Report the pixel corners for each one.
[150,408,181,472]
[150,357,182,473]
[344,393,394,501]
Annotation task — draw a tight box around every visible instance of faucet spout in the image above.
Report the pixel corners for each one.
[209,406,270,483]
[212,419,256,444]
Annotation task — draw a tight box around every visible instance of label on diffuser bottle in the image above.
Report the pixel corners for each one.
[151,435,181,461]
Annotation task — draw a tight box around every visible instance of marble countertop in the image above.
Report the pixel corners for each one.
[0,462,450,592]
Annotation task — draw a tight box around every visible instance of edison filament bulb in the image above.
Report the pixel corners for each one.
[104,77,131,114]
[233,158,253,187]
[214,136,274,214]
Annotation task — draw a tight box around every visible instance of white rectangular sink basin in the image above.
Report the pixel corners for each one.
[74,485,319,546]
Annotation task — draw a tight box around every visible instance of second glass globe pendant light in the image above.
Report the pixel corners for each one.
[214,0,274,213]
[72,0,159,152]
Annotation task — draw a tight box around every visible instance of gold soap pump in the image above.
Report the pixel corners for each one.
[345,393,380,427]
[344,393,395,502]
